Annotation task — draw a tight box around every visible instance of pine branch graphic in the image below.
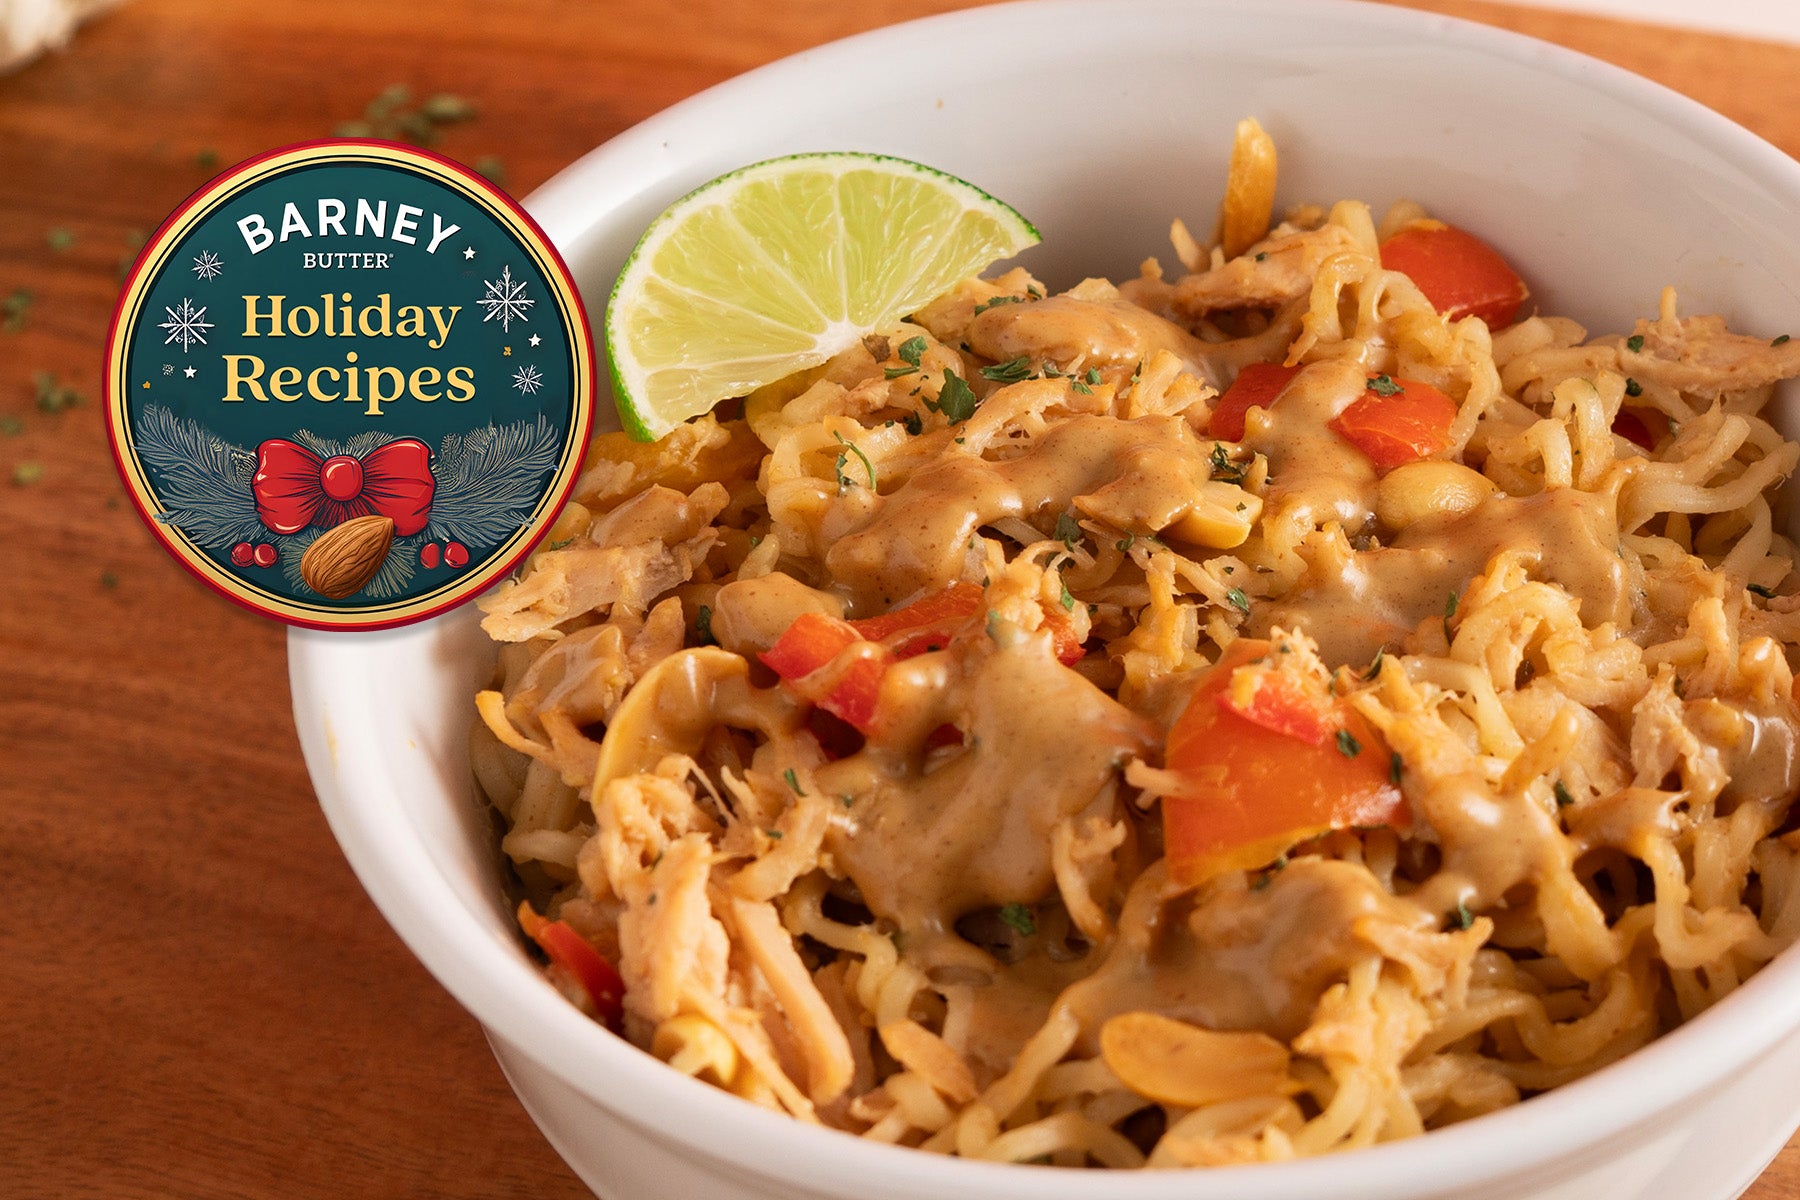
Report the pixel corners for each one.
[133,405,262,548]
[426,416,561,546]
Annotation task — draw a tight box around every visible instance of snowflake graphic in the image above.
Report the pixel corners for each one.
[191,250,224,281]
[477,264,534,332]
[158,297,214,352]
[161,363,174,375]
[511,364,545,396]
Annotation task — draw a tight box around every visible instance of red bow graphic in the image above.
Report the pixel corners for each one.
[252,437,435,536]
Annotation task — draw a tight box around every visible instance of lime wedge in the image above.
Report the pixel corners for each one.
[604,152,1040,441]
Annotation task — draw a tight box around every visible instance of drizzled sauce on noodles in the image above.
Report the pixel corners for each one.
[473,151,1800,1168]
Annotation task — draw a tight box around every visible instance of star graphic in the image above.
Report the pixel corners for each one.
[503,346,512,357]
[528,334,542,347]
[183,366,197,379]
[463,246,476,260]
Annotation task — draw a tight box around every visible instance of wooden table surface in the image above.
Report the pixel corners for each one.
[5,1,1800,1197]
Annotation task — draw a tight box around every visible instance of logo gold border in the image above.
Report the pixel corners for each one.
[105,141,595,630]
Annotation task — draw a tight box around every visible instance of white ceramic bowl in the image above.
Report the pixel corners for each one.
[290,2,1800,1197]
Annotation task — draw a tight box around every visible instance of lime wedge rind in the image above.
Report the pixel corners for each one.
[605,151,1040,442]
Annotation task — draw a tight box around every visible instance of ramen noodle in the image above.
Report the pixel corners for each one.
[471,131,1800,1168]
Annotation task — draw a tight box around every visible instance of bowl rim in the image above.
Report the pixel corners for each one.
[292,0,1800,1194]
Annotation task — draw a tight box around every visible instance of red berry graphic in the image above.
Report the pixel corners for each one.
[444,541,469,568]
[230,542,254,567]
[419,542,441,569]
[252,543,277,568]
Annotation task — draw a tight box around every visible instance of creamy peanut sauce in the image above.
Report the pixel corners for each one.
[826,414,1228,608]
[1257,487,1639,667]
[965,293,1223,389]
[482,192,1800,1153]
[625,292,1798,1073]
[815,637,1158,934]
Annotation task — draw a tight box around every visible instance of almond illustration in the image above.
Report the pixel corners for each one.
[299,514,394,599]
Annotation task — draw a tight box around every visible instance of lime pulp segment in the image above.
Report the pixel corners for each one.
[605,153,1040,441]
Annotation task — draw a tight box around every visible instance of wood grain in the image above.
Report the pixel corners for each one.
[1,1,1797,1197]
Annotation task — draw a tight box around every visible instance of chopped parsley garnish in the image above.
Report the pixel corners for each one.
[1367,374,1402,397]
[1059,579,1075,610]
[1749,583,1779,599]
[884,365,918,379]
[1389,752,1403,786]
[1365,647,1385,681]
[1626,334,1645,352]
[765,828,784,840]
[936,369,978,423]
[45,227,75,252]
[545,537,574,551]
[1054,511,1082,549]
[100,570,119,589]
[1336,729,1362,757]
[1443,590,1459,641]
[833,431,877,489]
[783,768,805,795]
[986,610,1004,642]
[1553,780,1575,808]
[1451,902,1475,930]
[695,604,715,645]
[1116,534,1136,553]
[1226,587,1251,615]
[1071,377,1093,395]
[972,294,1024,316]
[902,413,923,436]
[1084,367,1102,386]
[1209,442,1247,484]
[1254,252,1267,262]
[980,355,1033,384]
[1252,853,1289,890]
[897,335,927,368]
[195,147,219,170]
[1775,334,1791,347]
[841,794,856,808]
[0,416,21,436]
[998,903,1036,937]
[12,461,43,486]
[1624,378,1642,397]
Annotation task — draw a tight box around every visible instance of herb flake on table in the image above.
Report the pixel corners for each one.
[34,372,86,413]
[2,290,33,333]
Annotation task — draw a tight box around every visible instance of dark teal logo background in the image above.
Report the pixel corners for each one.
[110,144,592,627]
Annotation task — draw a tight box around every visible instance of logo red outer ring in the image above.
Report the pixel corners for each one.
[103,139,597,632]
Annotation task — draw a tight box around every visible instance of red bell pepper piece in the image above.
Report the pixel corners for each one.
[1330,376,1457,470]
[1210,361,1301,441]
[1612,409,1656,450]
[849,581,984,642]
[518,903,625,1031]
[1162,639,1408,887]
[1379,224,1529,329]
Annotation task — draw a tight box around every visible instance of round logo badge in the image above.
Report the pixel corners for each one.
[106,141,594,629]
